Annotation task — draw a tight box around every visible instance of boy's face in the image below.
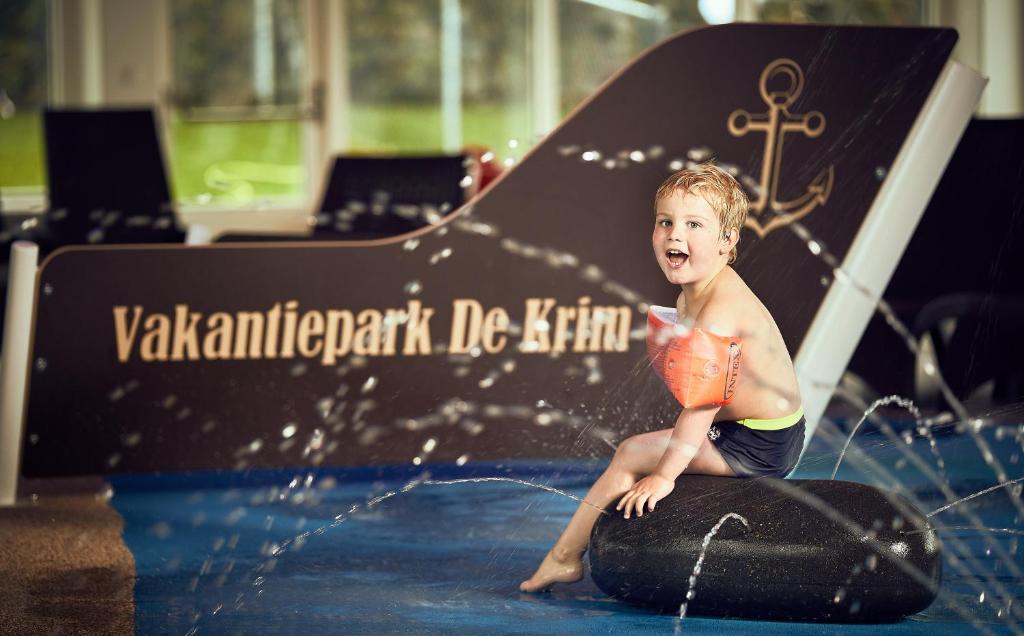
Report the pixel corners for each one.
[652,188,728,286]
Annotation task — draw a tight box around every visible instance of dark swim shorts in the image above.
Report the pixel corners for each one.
[708,417,806,478]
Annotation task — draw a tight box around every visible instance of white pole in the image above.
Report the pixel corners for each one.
[531,0,560,140]
[440,0,463,153]
[795,61,986,452]
[0,241,39,506]
[253,0,275,105]
[81,0,104,105]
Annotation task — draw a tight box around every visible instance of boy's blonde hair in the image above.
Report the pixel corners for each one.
[655,163,749,265]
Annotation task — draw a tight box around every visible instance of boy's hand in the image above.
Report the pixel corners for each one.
[616,475,674,519]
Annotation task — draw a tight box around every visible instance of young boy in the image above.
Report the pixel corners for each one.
[520,163,804,593]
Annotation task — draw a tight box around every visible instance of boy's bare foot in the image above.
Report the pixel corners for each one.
[519,550,584,592]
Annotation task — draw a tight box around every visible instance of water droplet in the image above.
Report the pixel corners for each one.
[361,376,378,394]
[43,283,53,295]
[507,138,519,149]
[404,280,422,295]
[629,150,646,163]
[456,454,469,466]
[688,147,711,162]
[979,591,985,603]
[34,358,47,372]
[403,238,420,251]
[253,576,265,587]
[581,150,600,162]
[429,247,453,265]
[422,438,437,453]
[307,429,325,451]
[874,166,887,180]
[282,424,297,438]
[459,175,473,188]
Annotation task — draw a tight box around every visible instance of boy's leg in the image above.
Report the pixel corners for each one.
[520,428,733,592]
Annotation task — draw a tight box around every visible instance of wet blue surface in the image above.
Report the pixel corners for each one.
[112,421,1023,634]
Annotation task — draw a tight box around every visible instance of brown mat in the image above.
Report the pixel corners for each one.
[0,488,135,635]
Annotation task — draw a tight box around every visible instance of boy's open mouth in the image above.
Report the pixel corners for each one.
[666,249,688,267]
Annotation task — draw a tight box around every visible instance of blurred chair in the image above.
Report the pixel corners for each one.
[216,153,473,242]
[913,293,1024,412]
[41,107,186,247]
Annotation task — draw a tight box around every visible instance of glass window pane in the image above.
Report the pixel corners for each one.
[558,1,664,116]
[347,0,443,152]
[169,0,307,204]
[462,0,530,157]
[756,0,926,25]
[0,0,48,190]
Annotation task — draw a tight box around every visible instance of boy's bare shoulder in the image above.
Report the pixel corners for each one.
[696,271,767,337]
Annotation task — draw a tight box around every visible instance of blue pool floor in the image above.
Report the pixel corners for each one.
[111,422,1023,635]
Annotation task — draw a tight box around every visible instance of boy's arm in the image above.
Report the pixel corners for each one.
[617,302,737,519]
[653,405,719,480]
[616,404,720,519]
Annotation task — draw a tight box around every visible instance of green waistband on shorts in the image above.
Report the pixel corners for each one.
[737,407,804,431]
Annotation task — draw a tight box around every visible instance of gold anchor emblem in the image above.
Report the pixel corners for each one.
[728,58,834,238]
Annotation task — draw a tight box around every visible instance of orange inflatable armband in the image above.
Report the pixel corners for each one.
[646,306,741,408]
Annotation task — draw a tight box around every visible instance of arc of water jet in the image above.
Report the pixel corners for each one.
[779,211,1024,519]
[823,387,1024,589]
[270,474,607,559]
[926,475,1024,518]
[677,512,750,620]
[819,403,1024,622]
[830,394,920,480]
[421,477,609,515]
[815,416,1024,628]
[904,526,1024,537]
[815,411,1024,626]
[757,478,1011,636]
[827,389,949,482]
[841,261,1023,519]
